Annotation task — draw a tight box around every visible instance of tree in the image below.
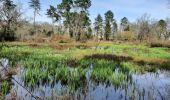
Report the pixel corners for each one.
[74,0,91,11]
[104,10,114,40]
[29,0,41,34]
[0,0,22,41]
[86,26,92,39]
[57,0,73,12]
[105,21,111,40]
[112,21,118,37]
[56,0,91,40]
[105,10,114,22]
[75,11,91,41]
[46,5,61,32]
[136,14,151,42]
[94,14,103,40]
[157,19,168,39]
[57,0,73,36]
[74,0,91,41]
[121,17,129,31]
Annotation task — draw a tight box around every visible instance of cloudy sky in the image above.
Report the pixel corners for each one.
[14,0,170,23]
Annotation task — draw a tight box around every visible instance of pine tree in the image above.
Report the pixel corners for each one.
[47,5,60,32]
[94,14,103,39]
[29,0,41,34]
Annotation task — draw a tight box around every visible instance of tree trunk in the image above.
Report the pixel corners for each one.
[33,11,36,34]
[52,18,54,32]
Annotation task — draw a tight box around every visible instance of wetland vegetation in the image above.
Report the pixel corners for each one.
[0,42,170,99]
[0,0,170,100]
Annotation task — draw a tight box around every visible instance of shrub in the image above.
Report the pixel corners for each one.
[46,31,54,36]
[150,42,170,48]
[120,31,135,41]
[0,28,16,41]
[28,28,36,36]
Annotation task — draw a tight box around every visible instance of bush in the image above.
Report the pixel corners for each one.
[46,31,54,37]
[150,42,170,48]
[0,28,16,41]
[28,28,36,36]
[120,31,135,41]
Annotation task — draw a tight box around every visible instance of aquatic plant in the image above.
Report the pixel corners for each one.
[1,42,170,99]
[110,72,124,85]
[0,81,9,98]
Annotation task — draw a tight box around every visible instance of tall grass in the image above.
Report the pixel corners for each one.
[0,42,169,92]
[0,81,9,99]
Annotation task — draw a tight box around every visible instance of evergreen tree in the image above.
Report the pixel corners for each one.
[121,17,129,31]
[29,0,41,34]
[94,14,103,39]
[112,21,118,37]
[105,21,111,40]
[158,19,168,39]
[47,5,61,32]
[104,10,114,40]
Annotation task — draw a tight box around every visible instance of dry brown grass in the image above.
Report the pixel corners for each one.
[50,34,74,43]
[150,40,170,48]
[49,43,74,50]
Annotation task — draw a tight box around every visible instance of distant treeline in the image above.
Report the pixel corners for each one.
[0,0,170,42]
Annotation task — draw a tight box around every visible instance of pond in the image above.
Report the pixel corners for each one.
[2,60,170,100]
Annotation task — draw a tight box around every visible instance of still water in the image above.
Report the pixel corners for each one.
[6,69,170,100]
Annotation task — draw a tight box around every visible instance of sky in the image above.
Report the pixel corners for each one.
[13,0,170,23]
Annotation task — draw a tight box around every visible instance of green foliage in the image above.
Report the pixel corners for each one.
[57,0,92,40]
[57,0,73,12]
[0,28,16,41]
[105,21,111,40]
[105,10,114,22]
[90,59,136,85]
[46,5,60,22]
[157,19,168,39]
[110,72,124,85]
[74,0,91,10]
[0,81,9,97]
[0,42,170,91]
[112,21,118,34]
[121,17,128,26]
[86,27,93,39]
[29,0,41,34]
[104,10,115,40]
[158,19,167,29]
[0,0,19,41]
[121,17,130,31]
[29,0,41,13]
[94,14,103,39]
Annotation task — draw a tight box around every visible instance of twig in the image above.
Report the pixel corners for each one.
[0,61,38,100]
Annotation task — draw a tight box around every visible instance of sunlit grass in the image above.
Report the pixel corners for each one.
[0,41,169,89]
[0,81,9,99]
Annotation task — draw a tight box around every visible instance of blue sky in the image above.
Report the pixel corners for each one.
[14,0,170,23]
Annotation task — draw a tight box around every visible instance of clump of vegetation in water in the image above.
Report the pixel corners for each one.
[90,60,139,85]
[0,81,9,99]
[22,59,87,92]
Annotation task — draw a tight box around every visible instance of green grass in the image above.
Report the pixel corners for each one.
[65,43,170,61]
[0,42,170,89]
[0,81,9,99]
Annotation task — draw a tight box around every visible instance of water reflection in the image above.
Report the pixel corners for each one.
[1,58,170,100]
[5,69,170,100]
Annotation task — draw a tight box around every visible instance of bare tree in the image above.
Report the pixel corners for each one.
[136,14,151,42]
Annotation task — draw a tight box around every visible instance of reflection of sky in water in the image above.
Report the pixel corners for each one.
[6,70,170,100]
[132,71,170,100]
